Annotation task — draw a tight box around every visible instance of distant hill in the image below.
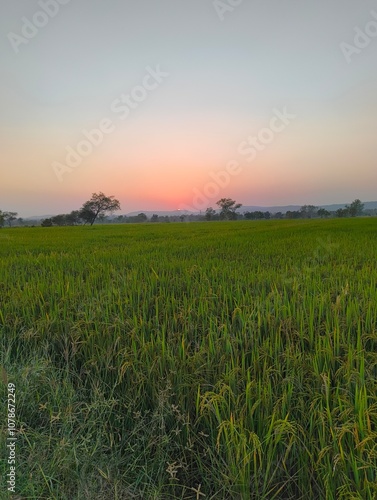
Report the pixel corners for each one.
[125,210,187,217]
[26,215,56,220]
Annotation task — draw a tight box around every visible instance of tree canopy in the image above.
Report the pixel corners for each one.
[1,211,18,227]
[216,198,242,220]
[79,192,121,225]
[348,199,364,217]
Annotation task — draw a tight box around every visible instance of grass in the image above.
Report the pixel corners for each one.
[1,219,377,498]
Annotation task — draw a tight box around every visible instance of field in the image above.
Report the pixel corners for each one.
[1,219,377,499]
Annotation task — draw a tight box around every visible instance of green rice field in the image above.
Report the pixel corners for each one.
[1,219,377,499]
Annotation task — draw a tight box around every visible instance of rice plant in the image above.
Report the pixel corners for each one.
[1,218,376,498]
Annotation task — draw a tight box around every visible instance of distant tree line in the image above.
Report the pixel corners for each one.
[284,199,365,219]
[204,199,366,221]
[0,198,372,228]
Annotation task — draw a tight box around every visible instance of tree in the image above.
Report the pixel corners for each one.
[79,192,120,226]
[336,207,350,218]
[0,211,4,227]
[97,214,108,223]
[300,205,317,219]
[51,214,67,226]
[151,214,159,222]
[205,207,216,221]
[137,213,148,222]
[65,211,81,225]
[286,210,301,219]
[3,211,18,227]
[317,208,330,218]
[348,199,364,217]
[41,218,53,227]
[244,210,269,220]
[126,214,148,223]
[216,198,242,220]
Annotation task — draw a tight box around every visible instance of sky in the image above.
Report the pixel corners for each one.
[1,0,377,216]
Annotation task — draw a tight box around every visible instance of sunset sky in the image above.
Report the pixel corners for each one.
[1,0,377,216]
